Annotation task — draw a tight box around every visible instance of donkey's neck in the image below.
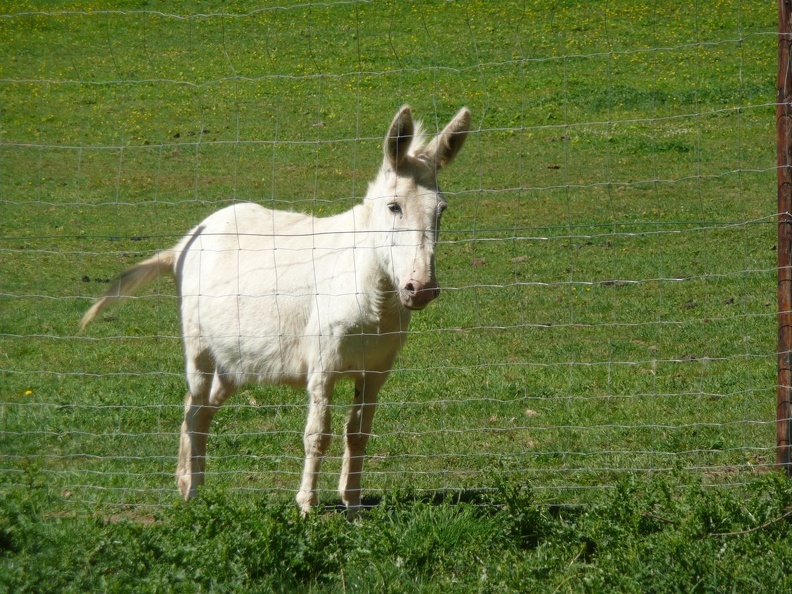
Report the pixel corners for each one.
[346,202,411,333]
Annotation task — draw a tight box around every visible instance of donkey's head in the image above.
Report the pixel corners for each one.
[366,105,470,311]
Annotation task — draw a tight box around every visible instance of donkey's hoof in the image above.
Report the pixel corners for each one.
[296,490,317,514]
[177,475,197,501]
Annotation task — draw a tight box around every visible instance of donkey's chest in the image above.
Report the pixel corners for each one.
[333,327,406,375]
[317,304,408,370]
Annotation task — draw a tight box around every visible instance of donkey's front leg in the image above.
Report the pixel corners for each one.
[338,372,387,517]
[296,373,334,514]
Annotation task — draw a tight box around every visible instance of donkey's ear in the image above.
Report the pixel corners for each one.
[422,107,471,171]
[384,105,414,169]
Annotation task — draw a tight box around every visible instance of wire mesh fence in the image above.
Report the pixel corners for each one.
[0,1,779,510]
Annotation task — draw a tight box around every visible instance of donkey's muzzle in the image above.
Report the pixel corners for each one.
[401,280,440,310]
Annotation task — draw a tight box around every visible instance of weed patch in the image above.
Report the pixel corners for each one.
[2,474,792,592]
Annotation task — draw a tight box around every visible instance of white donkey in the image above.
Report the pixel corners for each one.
[81,105,471,514]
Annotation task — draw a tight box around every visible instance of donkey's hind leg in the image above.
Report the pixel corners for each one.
[176,357,235,500]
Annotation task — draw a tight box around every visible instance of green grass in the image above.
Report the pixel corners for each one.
[2,472,792,592]
[0,1,786,585]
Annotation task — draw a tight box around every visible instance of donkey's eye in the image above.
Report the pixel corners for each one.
[388,203,402,215]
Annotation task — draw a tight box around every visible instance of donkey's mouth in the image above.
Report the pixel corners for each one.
[401,301,428,311]
[400,282,440,310]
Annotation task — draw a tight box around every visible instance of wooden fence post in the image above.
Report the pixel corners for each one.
[778,0,792,475]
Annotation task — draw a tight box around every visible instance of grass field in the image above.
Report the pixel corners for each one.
[1,0,790,590]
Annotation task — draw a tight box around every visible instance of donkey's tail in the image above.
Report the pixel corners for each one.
[80,250,176,331]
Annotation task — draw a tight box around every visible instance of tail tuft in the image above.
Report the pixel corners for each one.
[80,250,175,331]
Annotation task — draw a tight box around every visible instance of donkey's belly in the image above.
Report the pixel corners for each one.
[211,333,309,388]
[190,292,312,388]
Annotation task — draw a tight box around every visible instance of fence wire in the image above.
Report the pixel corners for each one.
[0,1,779,509]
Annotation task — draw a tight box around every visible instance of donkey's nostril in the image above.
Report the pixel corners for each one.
[405,282,417,295]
